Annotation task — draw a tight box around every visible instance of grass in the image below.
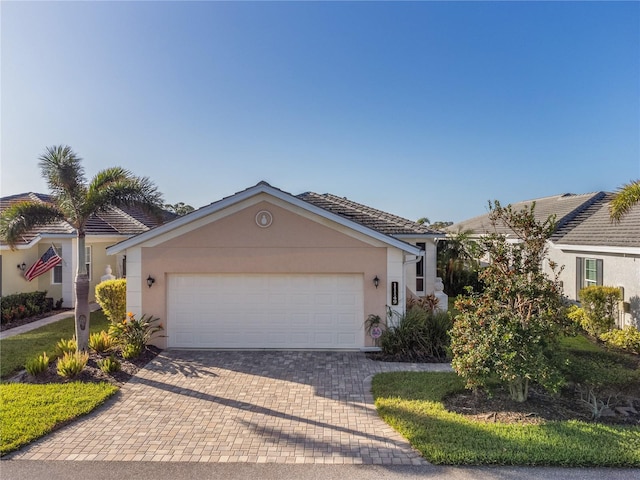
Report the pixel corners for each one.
[0,310,109,379]
[0,382,118,455]
[372,371,640,466]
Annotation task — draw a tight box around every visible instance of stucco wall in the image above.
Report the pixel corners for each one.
[134,200,390,348]
[547,245,640,328]
[1,249,40,297]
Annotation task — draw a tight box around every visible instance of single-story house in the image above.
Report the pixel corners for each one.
[0,192,171,307]
[450,192,640,328]
[106,181,444,350]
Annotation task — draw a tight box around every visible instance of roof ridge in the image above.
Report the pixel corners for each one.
[552,192,609,241]
[97,206,150,233]
[553,191,607,232]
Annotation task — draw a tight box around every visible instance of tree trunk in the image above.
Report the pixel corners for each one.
[509,377,529,403]
[75,232,90,351]
[75,273,90,351]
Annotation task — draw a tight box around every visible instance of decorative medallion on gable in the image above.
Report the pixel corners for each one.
[255,210,273,228]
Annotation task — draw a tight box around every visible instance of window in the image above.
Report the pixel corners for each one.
[52,264,62,284]
[576,257,602,294]
[85,246,92,280]
[584,259,597,287]
[416,242,426,292]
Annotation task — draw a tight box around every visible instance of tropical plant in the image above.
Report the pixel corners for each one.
[25,352,50,376]
[0,145,164,351]
[56,351,89,378]
[97,355,121,373]
[95,279,127,323]
[88,331,115,353]
[164,202,194,216]
[609,179,640,222]
[450,201,570,402]
[108,312,163,359]
[55,337,77,356]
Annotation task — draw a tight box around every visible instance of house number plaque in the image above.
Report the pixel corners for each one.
[391,281,399,305]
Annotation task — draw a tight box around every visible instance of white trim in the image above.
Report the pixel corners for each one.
[107,183,422,256]
[552,243,640,255]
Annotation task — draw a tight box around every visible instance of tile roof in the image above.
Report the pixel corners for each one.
[449,191,640,249]
[297,191,441,236]
[0,192,172,246]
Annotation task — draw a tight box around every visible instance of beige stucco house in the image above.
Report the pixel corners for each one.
[0,192,169,307]
[106,182,444,350]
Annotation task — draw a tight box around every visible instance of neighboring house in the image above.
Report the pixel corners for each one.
[450,192,640,328]
[0,192,171,307]
[106,181,444,350]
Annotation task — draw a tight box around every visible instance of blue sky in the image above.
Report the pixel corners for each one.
[2,1,638,223]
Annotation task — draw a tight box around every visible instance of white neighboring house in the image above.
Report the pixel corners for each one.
[450,192,640,328]
[0,192,173,307]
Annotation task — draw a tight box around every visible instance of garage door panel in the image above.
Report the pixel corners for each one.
[167,273,363,348]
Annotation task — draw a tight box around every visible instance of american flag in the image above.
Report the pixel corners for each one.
[24,246,62,282]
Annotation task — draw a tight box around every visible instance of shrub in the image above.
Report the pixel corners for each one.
[1,291,50,324]
[56,351,88,378]
[95,279,127,324]
[406,294,439,313]
[450,201,569,402]
[578,286,622,337]
[97,355,121,373]
[55,337,77,356]
[600,326,640,354]
[380,307,452,361]
[25,352,50,376]
[108,312,163,359]
[89,331,115,353]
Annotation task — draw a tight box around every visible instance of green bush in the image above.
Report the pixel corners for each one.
[380,307,452,361]
[54,337,77,356]
[95,279,127,324]
[97,355,121,373]
[578,286,622,337]
[56,351,88,378]
[1,291,50,324]
[88,331,115,353]
[108,312,163,359]
[600,326,640,354]
[25,352,50,376]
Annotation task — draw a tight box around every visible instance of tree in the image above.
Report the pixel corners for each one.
[416,216,430,225]
[430,221,453,230]
[164,202,194,216]
[450,201,569,402]
[0,145,164,351]
[610,179,640,222]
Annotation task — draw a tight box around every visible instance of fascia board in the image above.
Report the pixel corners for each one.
[0,233,77,251]
[107,183,422,256]
[552,243,640,256]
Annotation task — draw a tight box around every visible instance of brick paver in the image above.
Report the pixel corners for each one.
[9,351,452,464]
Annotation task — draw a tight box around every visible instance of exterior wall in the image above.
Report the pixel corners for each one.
[88,239,123,302]
[396,237,439,297]
[1,249,40,297]
[547,244,640,328]
[386,248,405,325]
[132,200,390,349]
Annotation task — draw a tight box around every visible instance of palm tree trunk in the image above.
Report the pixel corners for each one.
[75,233,90,351]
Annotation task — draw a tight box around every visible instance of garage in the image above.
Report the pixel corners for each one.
[167,273,364,349]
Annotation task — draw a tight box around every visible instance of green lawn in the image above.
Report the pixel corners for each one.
[0,382,118,455]
[0,310,109,378]
[372,371,640,466]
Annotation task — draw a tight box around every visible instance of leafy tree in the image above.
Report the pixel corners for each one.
[416,216,430,225]
[0,145,164,351]
[430,221,453,230]
[164,202,194,216]
[450,201,569,402]
[610,179,640,222]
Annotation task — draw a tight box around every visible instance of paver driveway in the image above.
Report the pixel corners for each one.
[10,351,452,464]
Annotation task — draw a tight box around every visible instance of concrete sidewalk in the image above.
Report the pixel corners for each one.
[0,303,101,339]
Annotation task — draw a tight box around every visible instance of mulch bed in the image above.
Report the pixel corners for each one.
[12,347,161,387]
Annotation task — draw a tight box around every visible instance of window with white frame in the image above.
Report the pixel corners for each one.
[576,256,602,294]
[584,258,597,287]
[52,264,63,284]
[415,242,426,293]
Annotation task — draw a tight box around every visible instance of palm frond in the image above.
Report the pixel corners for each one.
[84,169,165,221]
[0,202,66,248]
[610,179,640,222]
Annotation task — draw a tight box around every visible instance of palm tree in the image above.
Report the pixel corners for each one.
[610,179,640,222]
[438,228,480,295]
[0,145,164,351]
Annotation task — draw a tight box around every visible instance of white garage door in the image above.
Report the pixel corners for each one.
[167,273,364,349]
